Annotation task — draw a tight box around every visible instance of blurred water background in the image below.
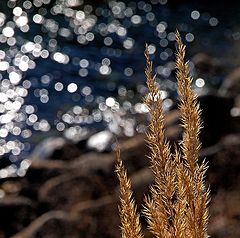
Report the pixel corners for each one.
[0,0,239,177]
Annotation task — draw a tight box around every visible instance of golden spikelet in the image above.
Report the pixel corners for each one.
[115,148,143,238]
[116,31,210,238]
[143,45,189,238]
[175,31,202,173]
[143,46,177,238]
[176,30,210,238]
[144,44,172,180]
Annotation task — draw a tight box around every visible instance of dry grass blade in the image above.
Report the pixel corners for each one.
[116,32,210,238]
[143,45,180,238]
[144,44,171,177]
[175,30,210,238]
[115,148,143,238]
[143,196,170,238]
[175,31,202,173]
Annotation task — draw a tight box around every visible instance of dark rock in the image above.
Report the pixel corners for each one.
[1,180,22,196]
[2,130,239,238]
[38,172,112,210]
[220,66,240,97]
[199,94,234,147]
[71,134,149,175]
[207,134,240,191]
[192,53,215,74]
[202,134,240,237]
[30,136,89,161]
[36,135,150,211]
[49,139,88,161]
[20,160,68,200]
[192,53,224,81]
[21,134,149,209]
[70,196,119,238]
[30,137,66,160]
[209,191,240,238]
[24,160,67,183]
[11,211,79,238]
[0,196,34,237]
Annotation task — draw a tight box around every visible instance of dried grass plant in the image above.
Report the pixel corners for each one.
[115,148,143,238]
[115,31,210,238]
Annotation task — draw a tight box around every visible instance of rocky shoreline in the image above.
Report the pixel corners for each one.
[0,121,239,237]
[0,132,240,237]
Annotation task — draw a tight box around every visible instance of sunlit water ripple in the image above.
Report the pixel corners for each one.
[0,0,238,177]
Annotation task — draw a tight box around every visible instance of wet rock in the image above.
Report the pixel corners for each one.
[87,130,114,152]
[204,134,240,237]
[71,134,149,175]
[220,66,240,97]
[38,172,112,210]
[20,160,68,200]
[24,160,67,183]
[49,138,88,161]
[30,136,89,161]
[2,130,239,238]
[11,211,79,238]
[1,180,22,196]
[207,134,240,191]
[192,53,215,74]
[70,196,119,238]
[209,191,240,238]
[0,196,34,237]
[199,94,234,147]
[30,137,66,160]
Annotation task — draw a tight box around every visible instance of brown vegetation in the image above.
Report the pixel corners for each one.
[116,31,210,238]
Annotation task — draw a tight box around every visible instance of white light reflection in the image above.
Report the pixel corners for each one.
[0,13,6,27]
[16,16,28,27]
[99,65,111,75]
[0,128,9,138]
[191,10,200,20]
[54,82,64,91]
[147,44,156,54]
[13,7,23,16]
[106,97,115,107]
[9,71,22,84]
[0,93,8,103]
[53,52,69,64]
[123,38,134,49]
[33,14,44,24]
[22,42,35,52]
[195,78,205,88]
[2,27,14,37]
[0,61,9,71]
[67,83,78,93]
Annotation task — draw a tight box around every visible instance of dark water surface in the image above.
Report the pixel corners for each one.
[0,0,239,177]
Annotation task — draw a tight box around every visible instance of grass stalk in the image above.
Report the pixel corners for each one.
[115,31,210,238]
